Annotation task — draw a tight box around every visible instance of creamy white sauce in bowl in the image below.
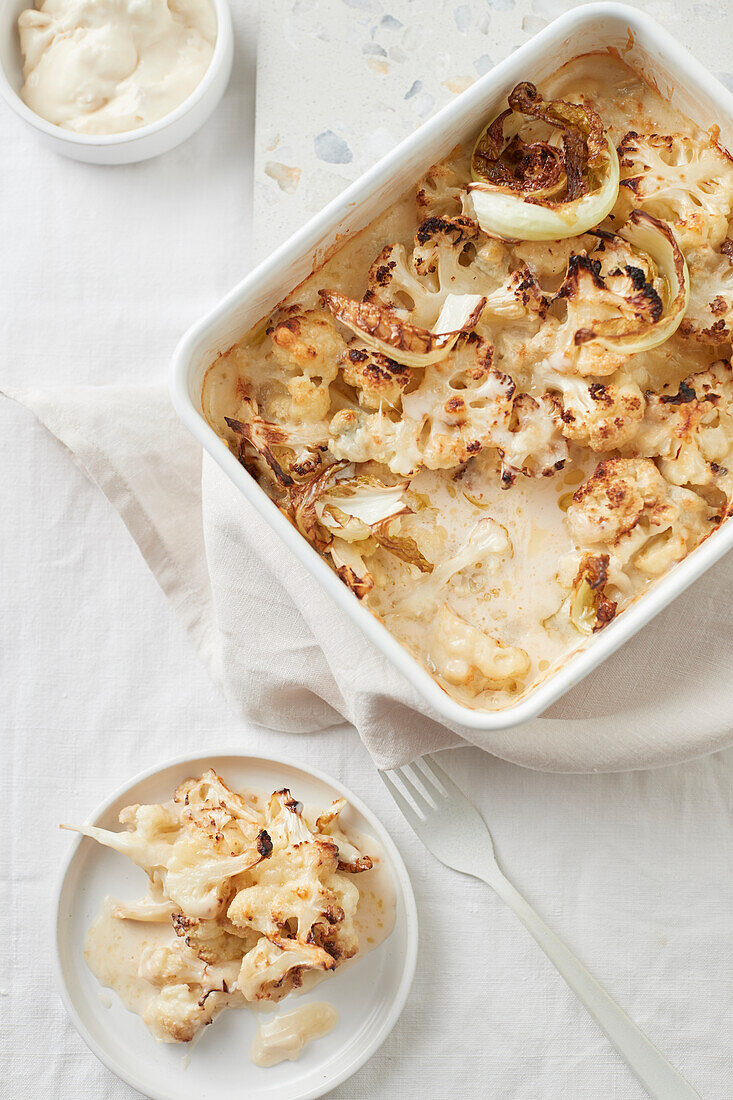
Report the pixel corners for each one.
[0,0,232,162]
[18,0,216,134]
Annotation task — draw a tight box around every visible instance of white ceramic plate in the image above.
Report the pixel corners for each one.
[54,751,418,1100]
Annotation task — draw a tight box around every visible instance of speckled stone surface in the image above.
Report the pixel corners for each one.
[254,0,733,257]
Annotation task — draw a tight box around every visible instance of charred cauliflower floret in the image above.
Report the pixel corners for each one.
[625,360,733,506]
[427,603,530,693]
[533,252,659,377]
[366,240,447,330]
[559,379,645,451]
[416,159,474,219]
[617,132,733,250]
[493,391,568,484]
[513,235,596,283]
[330,334,516,475]
[412,217,540,327]
[477,266,548,337]
[268,308,346,421]
[412,215,486,309]
[681,242,733,344]
[567,457,680,543]
[366,221,538,334]
[399,333,516,469]
[229,790,366,999]
[566,456,715,582]
[339,343,412,410]
[237,937,336,1002]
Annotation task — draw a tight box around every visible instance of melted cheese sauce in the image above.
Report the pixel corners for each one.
[84,798,395,1059]
[202,52,733,711]
[250,1002,338,1067]
[86,896,180,1019]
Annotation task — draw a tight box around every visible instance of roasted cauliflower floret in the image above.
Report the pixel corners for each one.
[680,243,733,344]
[567,457,715,582]
[617,132,733,250]
[412,217,533,323]
[328,407,422,476]
[237,937,336,1002]
[625,360,733,505]
[267,308,346,421]
[531,252,660,377]
[330,334,516,475]
[567,457,679,544]
[513,234,595,283]
[142,984,229,1044]
[174,770,263,856]
[399,333,516,470]
[427,603,530,693]
[493,392,568,484]
[559,379,645,451]
[137,939,233,989]
[366,240,447,329]
[366,222,537,334]
[227,789,369,999]
[171,910,254,965]
[340,343,412,409]
[416,159,474,219]
[163,834,273,921]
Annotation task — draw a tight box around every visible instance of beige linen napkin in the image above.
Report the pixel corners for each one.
[6,381,733,771]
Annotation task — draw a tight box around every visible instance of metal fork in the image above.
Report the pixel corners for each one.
[380,755,700,1100]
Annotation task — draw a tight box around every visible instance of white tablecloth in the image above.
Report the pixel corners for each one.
[2,2,732,1097]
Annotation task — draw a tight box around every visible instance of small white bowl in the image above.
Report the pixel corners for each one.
[0,0,233,164]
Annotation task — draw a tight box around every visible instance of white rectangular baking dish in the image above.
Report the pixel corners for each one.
[171,2,733,733]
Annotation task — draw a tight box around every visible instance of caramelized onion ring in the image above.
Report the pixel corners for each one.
[469,81,619,241]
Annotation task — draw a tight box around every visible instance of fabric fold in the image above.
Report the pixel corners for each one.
[5,382,733,771]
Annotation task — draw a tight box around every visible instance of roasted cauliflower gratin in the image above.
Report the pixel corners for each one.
[203,54,733,711]
[68,771,393,1047]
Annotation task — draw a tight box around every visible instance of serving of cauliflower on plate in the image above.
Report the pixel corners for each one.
[69,771,386,1046]
[202,52,733,710]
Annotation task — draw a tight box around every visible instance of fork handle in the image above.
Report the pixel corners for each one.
[482,867,700,1100]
